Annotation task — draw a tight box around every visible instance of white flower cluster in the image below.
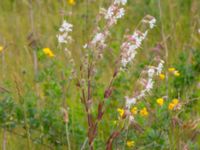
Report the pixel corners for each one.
[142,15,157,29]
[121,31,148,67]
[91,32,106,47]
[57,20,73,44]
[149,18,156,29]
[125,60,164,108]
[156,59,164,75]
[104,1,126,27]
[104,7,125,26]
[114,0,127,5]
[136,60,164,99]
[120,16,156,68]
[87,1,127,50]
[125,96,136,108]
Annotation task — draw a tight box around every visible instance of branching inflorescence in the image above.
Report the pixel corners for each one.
[56,0,164,149]
[83,0,127,59]
[57,20,73,44]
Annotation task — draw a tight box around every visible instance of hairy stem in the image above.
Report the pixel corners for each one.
[65,123,71,150]
[2,128,6,150]
[158,0,169,98]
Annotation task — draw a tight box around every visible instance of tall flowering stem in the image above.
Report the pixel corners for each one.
[84,0,127,59]
[57,1,161,149]
[84,14,158,150]
[106,59,164,149]
[120,15,157,68]
[106,15,159,149]
[78,1,128,149]
[125,59,165,109]
[57,20,73,44]
[56,20,74,149]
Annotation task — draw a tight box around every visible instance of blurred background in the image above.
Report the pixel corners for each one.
[0,0,200,149]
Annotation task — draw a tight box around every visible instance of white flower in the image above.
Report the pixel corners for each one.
[59,20,73,32]
[148,68,155,78]
[91,33,105,45]
[85,0,127,54]
[116,8,125,19]
[132,31,147,48]
[104,4,125,26]
[156,60,164,75]
[120,16,156,68]
[198,29,200,34]
[149,18,156,29]
[120,31,148,67]
[57,34,67,44]
[57,33,72,44]
[125,97,136,108]
[105,6,115,20]
[125,60,164,110]
[57,20,73,44]
[114,0,127,5]
[135,68,155,99]
[129,115,135,123]
[146,79,154,92]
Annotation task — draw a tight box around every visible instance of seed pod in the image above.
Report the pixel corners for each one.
[61,108,69,124]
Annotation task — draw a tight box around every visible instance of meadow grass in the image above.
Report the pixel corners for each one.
[0,0,200,149]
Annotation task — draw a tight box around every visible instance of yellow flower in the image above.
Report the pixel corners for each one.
[43,48,55,58]
[156,98,164,106]
[68,0,75,5]
[159,73,165,80]
[168,103,175,110]
[117,108,125,118]
[168,67,180,77]
[168,99,179,110]
[168,67,175,72]
[140,107,148,117]
[126,140,135,147]
[172,99,179,105]
[0,46,3,52]
[131,107,138,115]
[174,71,180,77]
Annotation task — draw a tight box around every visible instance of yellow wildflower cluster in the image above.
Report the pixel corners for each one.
[131,107,138,115]
[140,107,148,117]
[168,99,179,110]
[174,71,180,77]
[159,73,165,80]
[68,0,75,5]
[117,108,125,118]
[156,98,164,106]
[0,46,3,52]
[168,67,180,77]
[126,140,135,147]
[43,48,55,58]
[168,67,175,72]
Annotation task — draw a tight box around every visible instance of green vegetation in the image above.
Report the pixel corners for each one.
[0,0,200,149]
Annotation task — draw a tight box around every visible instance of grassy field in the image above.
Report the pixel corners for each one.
[0,0,200,149]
